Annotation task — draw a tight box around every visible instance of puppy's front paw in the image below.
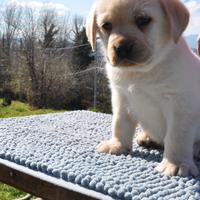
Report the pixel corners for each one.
[156,158,199,177]
[97,139,131,155]
[136,131,162,149]
[136,131,150,145]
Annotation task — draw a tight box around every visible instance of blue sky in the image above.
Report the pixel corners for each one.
[0,0,94,16]
[44,0,93,16]
[1,0,200,36]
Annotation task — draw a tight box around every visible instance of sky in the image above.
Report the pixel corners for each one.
[0,0,200,36]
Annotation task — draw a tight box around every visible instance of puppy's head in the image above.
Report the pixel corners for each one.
[86,0,189,70]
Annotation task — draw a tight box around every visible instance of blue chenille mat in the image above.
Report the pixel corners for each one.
[0,111,200,200]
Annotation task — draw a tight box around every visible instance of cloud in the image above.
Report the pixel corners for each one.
[7,0,70,16]
[6,0,200,36]
[182,0,200,36]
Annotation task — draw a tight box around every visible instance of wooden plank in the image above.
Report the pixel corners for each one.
[0,163,99,200]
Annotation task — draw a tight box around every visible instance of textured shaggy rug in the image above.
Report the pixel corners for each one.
[0,111,200,200]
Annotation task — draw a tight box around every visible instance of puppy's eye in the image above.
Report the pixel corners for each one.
[135,13,152,29]
[102,22,112,32]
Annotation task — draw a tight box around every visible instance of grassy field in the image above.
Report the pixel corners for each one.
[0,185,26,200]
[0,99,59,118]
[0,99,63,199]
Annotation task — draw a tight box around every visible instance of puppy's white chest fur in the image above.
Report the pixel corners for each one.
[107,64,167,144]
[127,83,165,144]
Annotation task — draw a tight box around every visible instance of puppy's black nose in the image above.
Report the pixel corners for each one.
[115,41,133,59]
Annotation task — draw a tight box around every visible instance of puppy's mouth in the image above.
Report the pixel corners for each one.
[108,57,146,67]
[107,40,152,68]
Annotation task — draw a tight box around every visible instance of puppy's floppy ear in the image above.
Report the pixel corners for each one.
[86,5,97,51]
[160,0,189,43]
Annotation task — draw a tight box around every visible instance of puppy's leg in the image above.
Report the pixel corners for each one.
[97,89,137,155]
[136,131,162,149]
[156,127,198,177]
[156,97,198,177]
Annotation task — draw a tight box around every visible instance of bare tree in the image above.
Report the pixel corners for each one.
[19,7,76,108]
[20,8,41,106]
[71,16,84,38]
[2,3,21,62]
[0,3,110,111]
[39,9,59,48]
[56,14,71,48]
[0,2,22,105]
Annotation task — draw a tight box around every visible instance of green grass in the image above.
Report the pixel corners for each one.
[0,99,61,118]
[0,184,26,200]
[88,107,102,113]
[0,99,64,199]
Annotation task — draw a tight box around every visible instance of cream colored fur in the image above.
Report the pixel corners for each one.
[86,0,200,177]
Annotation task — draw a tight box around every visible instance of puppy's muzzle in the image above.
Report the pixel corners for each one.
[114,40,133,59]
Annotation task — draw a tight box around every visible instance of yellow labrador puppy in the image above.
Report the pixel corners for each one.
[86,0,200,177]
